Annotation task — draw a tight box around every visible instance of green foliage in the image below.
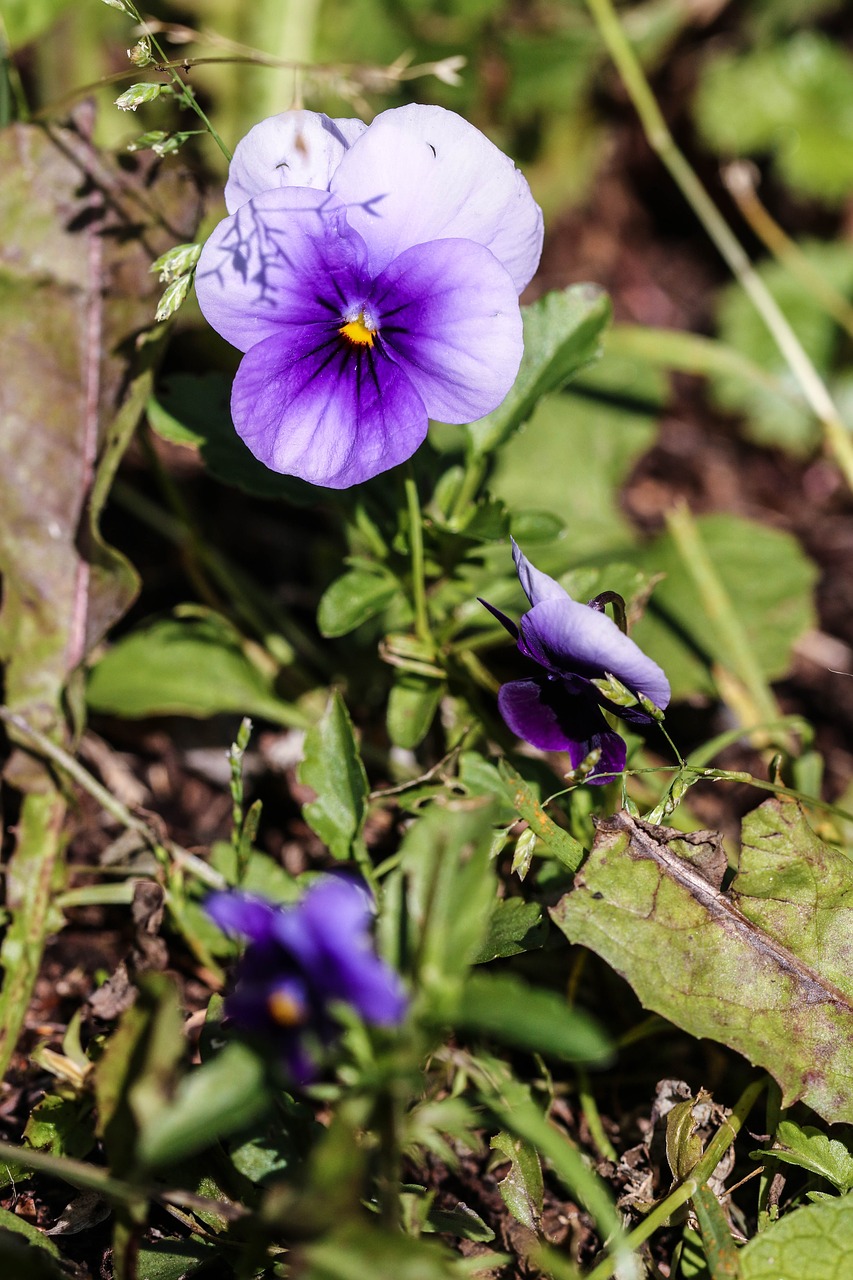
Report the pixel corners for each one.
[711,242,853,452]
[299,691,369,861]
[695,32,853,203]
[739,1194,853,1279]
[148,373,316,503]
[466,285,612,457]
[631,513,817,699]
[752,1119,853,1194]
[87,611,307,725]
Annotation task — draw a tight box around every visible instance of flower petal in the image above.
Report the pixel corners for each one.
[520,598,671,710]
[195,187,369,354]
[331,104,543,293]
[297,879,407,1025]
[497,679,626,784]
[224,110,367,213]
[231,330,429,488]
[512,539,570,607]
[205,891,278,943]
[371,238,522,423]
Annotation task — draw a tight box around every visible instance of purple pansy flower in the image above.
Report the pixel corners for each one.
[205,877,407,1082]
[482,541,671,784]
[195,105,543,488]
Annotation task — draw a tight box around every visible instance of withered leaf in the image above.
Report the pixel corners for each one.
[551,803,853,1123]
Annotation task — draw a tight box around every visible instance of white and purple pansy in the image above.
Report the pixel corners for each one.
[195,105,543,489]
[481,541,671,784]
[205,877,407,1083]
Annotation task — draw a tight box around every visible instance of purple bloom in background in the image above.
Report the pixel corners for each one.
[205,877,407,1082]
[195,105,543,488]
[482,542,671,784]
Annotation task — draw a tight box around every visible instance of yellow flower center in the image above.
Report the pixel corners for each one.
[267,990,306,1027]
[339,312,376,347]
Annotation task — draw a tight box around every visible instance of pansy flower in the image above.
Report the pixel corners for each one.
[481,541,670,783]
[206,877,407,1083]
[195,105,543,488]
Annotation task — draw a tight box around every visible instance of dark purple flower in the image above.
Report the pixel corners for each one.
[205,877,407,1083]
[482,542,671,784]
[195,105,542,488]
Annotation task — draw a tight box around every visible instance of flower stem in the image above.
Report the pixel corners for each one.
[584,0,853,492]
[123,0,232,162]
[403,466,433,652]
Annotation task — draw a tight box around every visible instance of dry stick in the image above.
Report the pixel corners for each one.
[584,0,853,493]
[723,161,853,342]
[583,1075,768,1280]
[0,708,226,890]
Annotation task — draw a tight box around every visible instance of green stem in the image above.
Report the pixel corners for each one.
[404,466,433,651]
[584,0,853,493]
[584,1075,767,1280]
[665,502,781,733]
[124,0,232,161]
[577,1067,618,1164]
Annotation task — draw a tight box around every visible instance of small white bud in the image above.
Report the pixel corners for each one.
[101,0,135,13]
[127,38,153,68]
[126,129,168,153]
[155,274,193,322]
[115,82,166,112]
[150,242,202,284]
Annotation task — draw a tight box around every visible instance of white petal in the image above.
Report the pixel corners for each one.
[225,110,367,213]
[330,104,543,293]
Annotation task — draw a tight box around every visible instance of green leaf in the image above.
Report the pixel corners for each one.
[753,1120,853,1193]
[490,1130,543,1232]
[299,692,369,861]
[691,1184,741,1279]
[386,673,445,750]
[739,1194,853,1279]
[0,1228,63,1279]
[451,971,612,1065]
[631,514,817,700]
[23,1094,95,1162]
[552,803,853,1123]
[498,760,586,872]
[137,1041,271,1169]
[298,1223,466,1280]
[695,32,853,203]
[391,799,498,990]
[87,612,306,726]
[134,1239,216,1280]
[427,1203,495,1242]
[318,569,401,637]
[148,373,316,504]
[0,1209,59,1258]
[94,974,185,1177]
[489,353,662,560]
[466,285,612,457]
[472,898,546,963]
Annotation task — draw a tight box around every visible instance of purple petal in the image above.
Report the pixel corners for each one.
[225,111,367,213]
[294,879,407,1026]
[520,599,671,711]
[369,238,522,423]
[205,892,278,943]
[231,330,429,488]
[330,104,543,293]
[195,187,369,355]
[497,679,626,784]
[512,539,570,607]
